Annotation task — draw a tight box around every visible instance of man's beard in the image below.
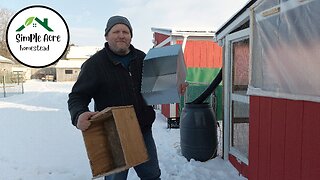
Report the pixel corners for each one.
[110,43,130,56]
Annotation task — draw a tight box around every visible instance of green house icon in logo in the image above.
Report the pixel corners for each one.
[16,17,53,32]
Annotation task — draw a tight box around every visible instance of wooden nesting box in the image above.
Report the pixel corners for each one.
[82,106,148,179]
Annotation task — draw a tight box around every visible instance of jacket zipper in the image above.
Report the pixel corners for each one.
[128,64,141,109]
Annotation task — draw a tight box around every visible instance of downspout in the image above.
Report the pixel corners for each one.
[181,35,189,52]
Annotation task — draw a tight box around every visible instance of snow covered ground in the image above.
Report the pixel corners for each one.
[0,80,246,180]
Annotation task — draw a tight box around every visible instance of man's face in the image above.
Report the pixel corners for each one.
[105,24,131,55]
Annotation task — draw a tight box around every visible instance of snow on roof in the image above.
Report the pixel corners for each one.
[0,55,14,64]
[66,46,102,60]
[151,27,215,37]
[55,60,85,68]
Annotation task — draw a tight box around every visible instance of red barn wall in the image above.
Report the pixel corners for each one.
[176,40,222,68]
[153,32,170,47]
[249,96,320,180]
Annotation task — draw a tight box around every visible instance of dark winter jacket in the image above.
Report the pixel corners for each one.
[68,43,155,133]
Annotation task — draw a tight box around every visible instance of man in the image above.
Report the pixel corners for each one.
[68,15,161,180]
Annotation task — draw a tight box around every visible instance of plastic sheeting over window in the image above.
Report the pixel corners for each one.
[248,0,320,102]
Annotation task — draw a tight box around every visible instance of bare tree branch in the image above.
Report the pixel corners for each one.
[0,8,15,61]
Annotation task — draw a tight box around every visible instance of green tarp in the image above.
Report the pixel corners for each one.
[180,67,223,120]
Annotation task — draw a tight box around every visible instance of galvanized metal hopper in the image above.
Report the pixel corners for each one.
[141,44,187,105]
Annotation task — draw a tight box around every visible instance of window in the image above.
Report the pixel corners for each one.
[223,28,250,164]
[231,38,250,158]
[65,70,73,74]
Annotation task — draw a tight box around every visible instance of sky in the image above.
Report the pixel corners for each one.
[1,0,249,52]
[0,80,247,180]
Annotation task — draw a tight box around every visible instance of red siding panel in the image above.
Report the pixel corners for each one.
[249,96,260,180]
[257,97,272,180]
[284,100,303,180]
[202,42,208,67]
[249,96,320,180]
[229,154,241,174]
[212,42,222,68]
[270,99,286,180]
[229,154,249,178]
[301,101,320,180]
[193,41,201,67]
[161,104,170,118]
[200,42,207,67]
[153,32,222,69]
[176,40,222,68]
[153,33,170,46]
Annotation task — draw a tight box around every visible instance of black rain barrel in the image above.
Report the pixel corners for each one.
[180,103,218,161]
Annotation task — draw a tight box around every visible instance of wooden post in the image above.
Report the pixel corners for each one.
[2,75,6,98]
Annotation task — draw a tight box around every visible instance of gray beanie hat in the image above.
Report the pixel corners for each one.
[104,15,133,37]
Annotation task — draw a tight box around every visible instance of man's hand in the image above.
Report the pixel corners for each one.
[76,111,99,131]
[179,82,189,95]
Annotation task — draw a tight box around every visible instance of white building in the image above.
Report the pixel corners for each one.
[55,46,102,82]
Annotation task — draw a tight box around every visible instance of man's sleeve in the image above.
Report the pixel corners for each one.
[67,60,98,126]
